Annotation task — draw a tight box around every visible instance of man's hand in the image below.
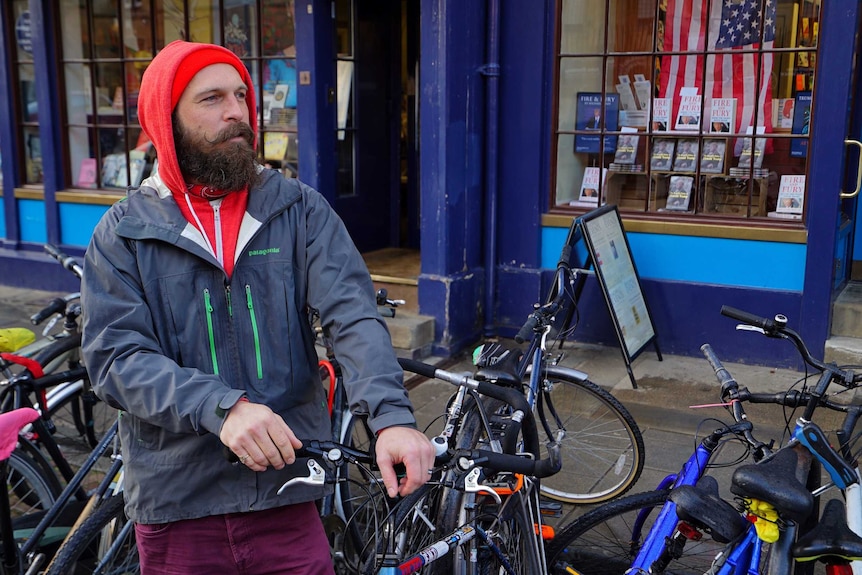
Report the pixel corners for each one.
[219,400,302,472]
[375,427,436,498]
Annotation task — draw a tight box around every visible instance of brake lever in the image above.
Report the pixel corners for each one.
[277,459,325,494]
[463,467,502,504]
[736,324,766,335]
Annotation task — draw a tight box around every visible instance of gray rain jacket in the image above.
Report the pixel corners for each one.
[81,169,416,524]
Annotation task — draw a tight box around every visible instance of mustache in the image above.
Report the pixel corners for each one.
[206,123,255,146]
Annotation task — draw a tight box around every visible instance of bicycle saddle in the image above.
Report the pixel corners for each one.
[731,446,813,523]
[669,476,749,543]
[793,499,862,562]
[473,342,523,388]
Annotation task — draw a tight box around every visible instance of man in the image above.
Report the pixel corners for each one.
[81,40,435,574]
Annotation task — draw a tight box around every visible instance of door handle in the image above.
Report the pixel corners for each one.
[840,139,862,199]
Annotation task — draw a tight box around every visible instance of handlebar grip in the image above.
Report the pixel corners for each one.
[398,357,437,379]
[515,314,539,344]
[720,305,775,332]
[464,444,562,478]
[700,344,739,394]
[44,244,84,279]
[30,298,66,325]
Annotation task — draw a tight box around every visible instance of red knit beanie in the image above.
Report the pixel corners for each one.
[138,40,258,195]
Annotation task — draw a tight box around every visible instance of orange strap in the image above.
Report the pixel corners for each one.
[1,353,45,378]
[319,360,337,416]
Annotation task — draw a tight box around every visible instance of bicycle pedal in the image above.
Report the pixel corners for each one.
[539,499,563,518]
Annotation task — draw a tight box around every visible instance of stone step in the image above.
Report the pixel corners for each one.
[824,335,862,366]
[831,282,862,338]
[384,310,435,360]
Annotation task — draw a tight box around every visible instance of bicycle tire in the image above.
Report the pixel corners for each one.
[44,493,139,575]
[545,489,729,575]
[538,371,645,504]
[436,397,544,575]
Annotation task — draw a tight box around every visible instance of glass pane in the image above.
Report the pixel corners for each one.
[95,62,125,117]
[24,128,43,185]
[59,0,90,59]
[557,57,606,132]
[262,0,296,57]
[335,0,353,57]
[337,131,355,197]
[225,4,258,58]
[560,0,607,54]
[19,63,38,122]
[65,63,94,121]
[92,0,121,59]
[12,0,33,64]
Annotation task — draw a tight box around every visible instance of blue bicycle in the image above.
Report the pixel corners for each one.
[546,306,862,574]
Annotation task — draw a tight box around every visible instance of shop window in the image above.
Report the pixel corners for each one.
[58,0,299,191]
[10,0,42,185]
[334,0,356,198]
[552,0,818,223]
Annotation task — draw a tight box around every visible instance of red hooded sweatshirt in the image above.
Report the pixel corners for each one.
[137,40,259,277]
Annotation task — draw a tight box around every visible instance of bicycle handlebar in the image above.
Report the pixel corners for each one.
[44,244,84,280]
[701,343,772,459]
[224,436,560,480]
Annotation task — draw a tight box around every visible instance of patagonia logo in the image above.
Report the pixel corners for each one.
[248,248,281,257]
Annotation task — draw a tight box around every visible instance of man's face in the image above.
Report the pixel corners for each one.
[174,63,258,191]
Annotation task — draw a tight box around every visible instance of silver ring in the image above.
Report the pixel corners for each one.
[427,469,434,475]
[239,454,250,465]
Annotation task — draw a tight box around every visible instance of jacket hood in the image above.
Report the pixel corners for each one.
[138,40,258,195]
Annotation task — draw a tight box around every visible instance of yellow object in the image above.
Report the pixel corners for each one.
[0,328,36,353]
[745,498,779,543]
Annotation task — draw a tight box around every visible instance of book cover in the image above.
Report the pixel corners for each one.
[672,139,699,172]
[650,138,675,171]
[708,98,735,133]
[613,128,640,165]
[575,92,620,154]
[578,167,607,204]
[790,91,811,158]
[776,175,805,214]
[271,83,290,109]
[101,153,126,188]
[738,127,766,169]
[652,98,670,132]
[776,98,795,129]
[632,76,652,112]
[616,83,638,112]
[263,132,290,161]
[666,175,694,211]
[674,92,702,131]
[699,139,726,174]
[129,150,147,187]
[77,158,98,188]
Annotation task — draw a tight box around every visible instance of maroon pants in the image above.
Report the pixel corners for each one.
[135,501,335,574]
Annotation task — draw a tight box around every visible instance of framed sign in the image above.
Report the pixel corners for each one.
[578,205,661,387]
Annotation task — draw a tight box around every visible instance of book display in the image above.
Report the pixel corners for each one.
[575,93,619,154]
[651,98,670,132]
[672,139,698,172]
[790,91,811,158]
[665,176,693,211]
[708,98,736,134]
[735,127,766,171]
[674,88,701,131]
[576,167,607,205]
[772,174,805,219]
[610,128,642,172]
[649,138,675,172]
[699,139,726,174]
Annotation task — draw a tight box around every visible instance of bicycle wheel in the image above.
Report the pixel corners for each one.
[44,493,139,575]
[436,397,544,575]
[6,447,62,517]
[545,489,728,575]
[538,370,645,504]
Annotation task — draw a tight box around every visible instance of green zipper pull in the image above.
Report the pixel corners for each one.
[203,289,219,374]
[245,285,263,380]
[226,285,233,317]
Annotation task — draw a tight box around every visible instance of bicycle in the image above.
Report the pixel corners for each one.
[0,407,122,575]
[467,215,645,505]
[545,305,862,574]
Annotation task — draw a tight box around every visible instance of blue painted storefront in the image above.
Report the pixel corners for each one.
[0,1,859,369]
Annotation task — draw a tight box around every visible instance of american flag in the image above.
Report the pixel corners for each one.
[659,0,776,152]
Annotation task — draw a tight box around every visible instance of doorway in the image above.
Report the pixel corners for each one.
[332,0,420,257]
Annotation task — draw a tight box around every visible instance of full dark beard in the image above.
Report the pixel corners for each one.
[174,120,259,192]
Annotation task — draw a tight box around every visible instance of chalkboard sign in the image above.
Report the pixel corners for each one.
[578,205,661,388]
